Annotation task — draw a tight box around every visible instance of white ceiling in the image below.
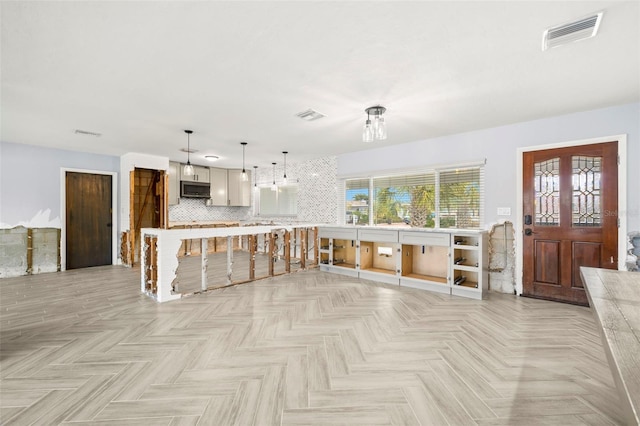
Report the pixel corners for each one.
[1,1,638,169]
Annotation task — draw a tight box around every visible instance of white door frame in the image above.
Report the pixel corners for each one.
[515,134,627,295]
[60,168,119,271]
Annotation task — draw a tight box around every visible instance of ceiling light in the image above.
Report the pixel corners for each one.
[363,105,387,142]
[204,155,219,162]
[240,142,248,181]
[253,165,258,188]
[282,151,288,185]
[271,162,277,191]
[183,130,194,176]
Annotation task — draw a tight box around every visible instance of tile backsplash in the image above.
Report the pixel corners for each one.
[169,156,337,224]
[169,199,251,222]
[251,156,337,224]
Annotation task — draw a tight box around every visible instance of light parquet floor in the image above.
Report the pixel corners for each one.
[0,266,624,425]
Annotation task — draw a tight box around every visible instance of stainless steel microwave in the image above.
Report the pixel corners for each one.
[180,181,210,198]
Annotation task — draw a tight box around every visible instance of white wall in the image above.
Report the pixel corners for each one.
[0,141,120,228]
[337,102,640,232]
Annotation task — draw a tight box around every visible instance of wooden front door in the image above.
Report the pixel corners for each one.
[523,141,618,305]
[66,172,113,269]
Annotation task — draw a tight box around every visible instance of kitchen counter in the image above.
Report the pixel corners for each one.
[169,221,239,227]
[581,267,640,425]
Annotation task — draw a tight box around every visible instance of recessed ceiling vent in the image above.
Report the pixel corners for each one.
[542,12,603,51]
[296,109,326,121]
[74,129,101,137]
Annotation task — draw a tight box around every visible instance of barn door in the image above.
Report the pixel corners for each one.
[66,172,112,269]
[522,141,618,305]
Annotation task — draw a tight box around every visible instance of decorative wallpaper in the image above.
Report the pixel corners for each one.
[169,156,337,224]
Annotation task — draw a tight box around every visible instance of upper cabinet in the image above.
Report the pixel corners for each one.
[172,164,251,207]
[209,167,228,206]
[228,169,251,207]
[168,161,180,205]
[180,165,210,182]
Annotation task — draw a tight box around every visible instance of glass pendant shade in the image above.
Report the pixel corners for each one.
[183,130,195,175]
[241,142,248,181]
[376,117,387,140]
[253,165,258,188]
[271,163,277,191]
[282,151,288,184]
[362,119,374,142]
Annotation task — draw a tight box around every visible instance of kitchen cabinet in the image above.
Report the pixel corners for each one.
[318,228,358,278]
[180,165,210,182]
[228,169,251,207]
[358,228,400,285]
[168,161,180,205]
[317,227,488,300]
[399,231,450,294]
[209,167,228,206]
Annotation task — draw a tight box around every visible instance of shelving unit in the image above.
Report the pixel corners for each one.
[450,233,487,300]
[317,227,488,300]
[399,231,450,294]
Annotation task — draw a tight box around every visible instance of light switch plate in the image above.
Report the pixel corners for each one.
[497,207,511,216]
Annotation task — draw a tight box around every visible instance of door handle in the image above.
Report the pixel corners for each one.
[524,228,534,236]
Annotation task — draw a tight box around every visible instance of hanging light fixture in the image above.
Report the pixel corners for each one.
[183,130,195,175]
[362,106,387,142]
[240,142,248,181]
[271,162,277,191]
[253,165,258,188]
[282,151,288,185]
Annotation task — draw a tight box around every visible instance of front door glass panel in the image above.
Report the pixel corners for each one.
[534,158,560,226]
[572,156,602,227]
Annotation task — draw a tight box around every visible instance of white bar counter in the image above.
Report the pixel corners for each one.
[581,267,640,426]
[141,224,320,303]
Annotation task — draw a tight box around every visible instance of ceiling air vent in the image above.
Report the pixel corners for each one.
[74,129,101,137]
[542,12,603,51]
[296,109,326,121]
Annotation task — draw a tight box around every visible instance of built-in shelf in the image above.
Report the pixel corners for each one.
[318,227,487,300]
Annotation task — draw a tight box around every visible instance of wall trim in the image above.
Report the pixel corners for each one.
[60,168,119,271]
[515,134,628,295]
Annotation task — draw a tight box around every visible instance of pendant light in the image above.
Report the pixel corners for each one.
[362,106,387,142]
[253,165,258,188]
[240,142,248,181]
[183,130,195,175]
[271,162,277,191]
[282,151,288,185]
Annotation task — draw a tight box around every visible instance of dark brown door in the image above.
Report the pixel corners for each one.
[523,142,618,305]
[66,172,112,269]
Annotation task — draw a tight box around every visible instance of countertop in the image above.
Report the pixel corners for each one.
[581,267,640,425]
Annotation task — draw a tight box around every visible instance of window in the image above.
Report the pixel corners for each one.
[341,165,483,229]
[372,173,435,227]
[259,186,298,216]
[438,168,481,229]
[345,178,369,226]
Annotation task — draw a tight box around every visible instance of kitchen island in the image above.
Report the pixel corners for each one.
[141,224,319,302]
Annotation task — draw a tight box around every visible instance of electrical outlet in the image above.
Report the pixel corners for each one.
[497,207,511,216]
